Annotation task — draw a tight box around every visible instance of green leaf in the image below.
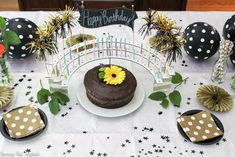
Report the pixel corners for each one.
[171,72,183,84]
[98,71,105,79]
[161,98,169,109]
[99,67,106,72]
[149,91,167,101]
[4,31,21,45]
[51,91,70,106]
[2,39,8,51]
[0,16,6,30]
[37,88,51,105]
[169,90,181,107]
[49,99,60,115]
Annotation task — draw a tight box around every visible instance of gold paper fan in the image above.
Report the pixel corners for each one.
[0,86,13,109]
[66,34,96,51]
[196,85,233,112]
[66,34,96,46]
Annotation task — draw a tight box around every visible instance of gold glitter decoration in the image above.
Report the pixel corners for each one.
[139,9,185,64]
[153,13,176,31]
[139,9,157,38]
[26,5,76,61]
[58,5,76,37]
[197,85,233,112]
[27,25,58,60]
[0,86,13,109]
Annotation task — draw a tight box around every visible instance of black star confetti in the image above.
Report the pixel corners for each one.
[64,141,69,145]
[28,96,34,103]
[90,150,95,155]
[27,86,32,89]
[61,112,68,117]
[125,139,131,143]
[24,149,31,153]
[25,91,31,96]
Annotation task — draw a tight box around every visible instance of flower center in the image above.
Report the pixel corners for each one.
[112,74,116,78]
[212,95,220,104]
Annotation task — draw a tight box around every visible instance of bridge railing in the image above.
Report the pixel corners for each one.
[46,37,174,90]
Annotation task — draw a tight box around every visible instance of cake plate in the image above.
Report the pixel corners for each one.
[74,75,145,117]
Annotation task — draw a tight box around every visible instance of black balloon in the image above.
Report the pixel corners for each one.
[223,15,235,65]
[5,18,37,59]
[230,46,235,65]
[4,17,9,22]
[223,15,235,42]
[184,22,220,60]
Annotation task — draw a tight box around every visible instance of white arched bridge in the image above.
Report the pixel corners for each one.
[46,37,175,91]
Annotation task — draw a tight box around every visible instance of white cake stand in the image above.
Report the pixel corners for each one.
[73,74,145,117]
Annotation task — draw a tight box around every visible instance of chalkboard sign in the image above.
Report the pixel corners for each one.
[78,7,138,30]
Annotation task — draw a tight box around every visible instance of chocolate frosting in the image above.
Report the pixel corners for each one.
[84,65,137,108]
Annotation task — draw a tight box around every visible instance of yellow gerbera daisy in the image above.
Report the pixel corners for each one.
[104,65,126,85]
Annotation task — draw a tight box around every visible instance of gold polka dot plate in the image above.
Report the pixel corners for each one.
[177,110,224,145]
[0,106,47,141]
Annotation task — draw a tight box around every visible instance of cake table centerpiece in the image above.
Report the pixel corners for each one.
[84,64,137,109]
[40,4,175,116]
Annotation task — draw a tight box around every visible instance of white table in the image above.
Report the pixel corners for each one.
[0,11,235,157]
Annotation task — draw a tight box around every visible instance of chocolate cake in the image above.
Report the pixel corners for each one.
[84,65,137,109]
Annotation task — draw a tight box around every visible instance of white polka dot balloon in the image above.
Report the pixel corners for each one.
[5,18,38,59]
[184,22,221,60]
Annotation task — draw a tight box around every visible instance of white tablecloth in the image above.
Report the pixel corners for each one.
[0,11,235,157]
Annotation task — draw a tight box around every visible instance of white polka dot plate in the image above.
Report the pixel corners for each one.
[0,106,47,141]
[177,110,224,145]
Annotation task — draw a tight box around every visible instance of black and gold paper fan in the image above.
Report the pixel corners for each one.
[197,85,233,112]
